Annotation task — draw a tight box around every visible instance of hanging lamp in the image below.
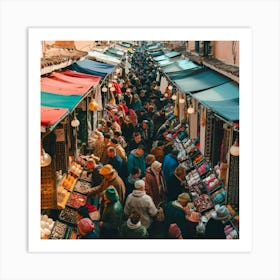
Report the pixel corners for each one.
[40,143,51,167]
[89,97,99,111]
[102,86,108,93]
[230,137,239,156]
[187,98,195,114]
[71,114,80,127]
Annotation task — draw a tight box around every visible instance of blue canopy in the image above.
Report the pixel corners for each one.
[162,59,200,73]
[174,69,230,93]
[41,91,83,112]
[192,82,239,121]
[147,44,161,50]
[67,59,115,77]
[150,50,165,57]
[154,51,181,61]
[166,67,203,79]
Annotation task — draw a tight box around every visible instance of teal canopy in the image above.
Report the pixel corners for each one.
[192,82,239,121]
[104,47,124,58]
[167,67,203,79]
[41,91,83,112]
[162,59,200,73]
[147,44,161,50]
[150,50,165,57]
[174,69,230,93]
[154,51,181,61]
[158,59,173,67]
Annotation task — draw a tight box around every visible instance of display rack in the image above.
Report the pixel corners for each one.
[175,136,239,238]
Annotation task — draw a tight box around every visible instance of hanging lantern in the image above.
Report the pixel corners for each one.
[171,94,177,101]
[168,85,173,91]
[71,114,80,127]
[179,98,185,104]
[88,98,99,111]
[41,143,52,167]
[101,86,108,93]
[230,137,239,156]
[187,104,195,114]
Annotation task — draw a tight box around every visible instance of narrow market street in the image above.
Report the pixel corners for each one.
[40,41,239,240]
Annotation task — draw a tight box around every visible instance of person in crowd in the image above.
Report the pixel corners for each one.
[168,223,183,239]
[127,108,138,127]
[103,121,114,138]
[118,100,129,116]
[164,192,191,239]
[119,115,134,141]
[132,93,142,111]
[139,119,153,151]
[113,131,127,150]
[204,205,230,239]
[127,144,146,178]
[124,88,134,108]
[111,119,122,134]
[99,186,123,238]
[162,149,179,183]
[77,205,91,221]
[124,179,159,231]
[85,164,126,205]
[119,210,149,239]
[137,108,149,125]
[110,138,127,163]
[153,109,166,135]
[106,146,123,176]
[89,130,105,159]
[85,158,104,188]
[127,131,145,153]
[100,133,111,165]
[144,160,167,208]
[125,166,141,201]
[78,218,99,239]
[185,211,201,239]
[150,141,165,163]
[145,154,156,169]
[139,89,147,104]
[166,165,187,202]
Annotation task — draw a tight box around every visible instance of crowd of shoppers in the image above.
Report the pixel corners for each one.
[76,47,231,239]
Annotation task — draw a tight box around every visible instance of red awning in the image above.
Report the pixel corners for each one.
[41,106,68,126]
[41,70,101,95]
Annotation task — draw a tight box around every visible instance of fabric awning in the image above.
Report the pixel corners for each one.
[173,69,230,93]
[154,51,181,61]
[41,91,83,111]
[192,82,239,121]
[41,106,68,128]
[150,50,165,57]
[87,51,121,65]
[166,67,203,80]
[158,59,173,67]
[162,59,200,73]
[104,47,124,58]
[67,59,115,77]
[41,70,101,95]
[147,44,161,50]
[117,42,132,48]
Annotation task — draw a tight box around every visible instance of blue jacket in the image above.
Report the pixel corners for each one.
[127,149,146,178]
[162,153,179,183]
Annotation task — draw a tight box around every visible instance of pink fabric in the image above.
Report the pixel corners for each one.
[41,106,68,126]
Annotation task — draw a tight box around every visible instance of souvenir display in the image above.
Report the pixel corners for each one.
[66,192,87,209]
[58,207,78,225]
